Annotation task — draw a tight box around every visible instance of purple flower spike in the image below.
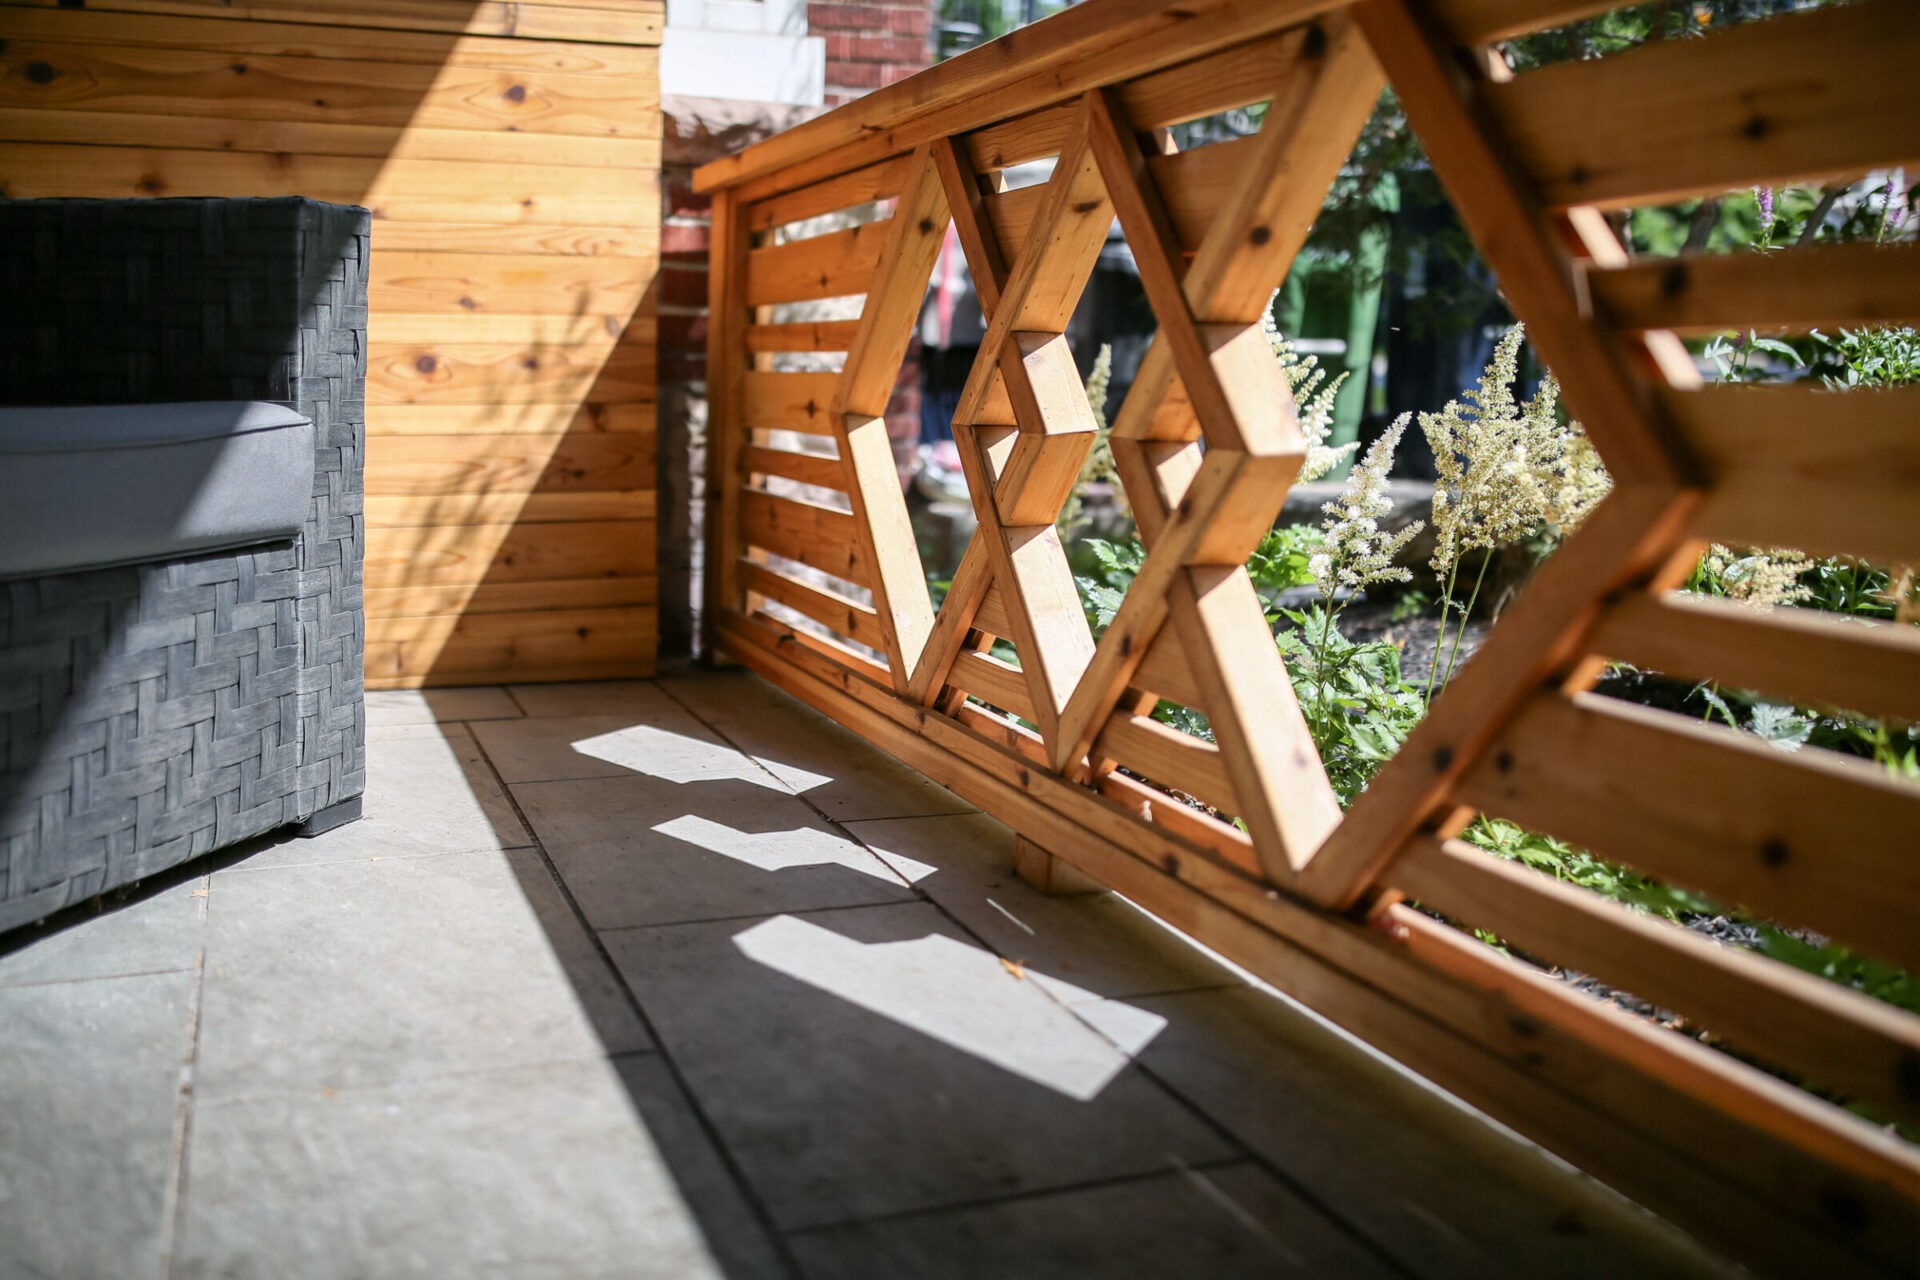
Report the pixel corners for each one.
[1756,185,1774,230]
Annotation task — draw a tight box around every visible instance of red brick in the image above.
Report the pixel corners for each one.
[660,221,711,255]
[661,266,709,307]
[808,3,887,30]
[887,6,929,35]
[826,32,923,62]
[828,61,884,89]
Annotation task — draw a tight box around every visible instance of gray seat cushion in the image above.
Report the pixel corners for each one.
[0,401,315,579]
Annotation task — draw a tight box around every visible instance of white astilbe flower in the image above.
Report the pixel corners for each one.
[1311,414,1424,595]
[1063,344,1122,529]
[1700,544,1812,609]
[1265,296,1357,482]
[1423,325,1609,580]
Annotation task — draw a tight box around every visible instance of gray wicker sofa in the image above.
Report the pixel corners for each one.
[0,197,369,932]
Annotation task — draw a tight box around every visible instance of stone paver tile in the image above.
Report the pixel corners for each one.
[662,670,974,822]
[656,667,805,729]
[0,870,206,988]
[175,1057,735,1280]
[516,774,916,931]
[195,846,648,1099]
[613,1053,791,1280]
[471,710,746,787]
[234,723,530,871]
[603,902,1233,1230]
[846,813,1238,1005]
[0,971,194,1280]
[788,1161,1395,1280]
[364,686,522,728]
[1070,987,1740,1280]
[507,680,683,720]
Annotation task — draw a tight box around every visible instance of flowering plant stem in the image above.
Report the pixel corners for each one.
[1432,553,1494,704]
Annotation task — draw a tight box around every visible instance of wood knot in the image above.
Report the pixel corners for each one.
[1660,263,1688,298]
[457,296,478,310]
[1759,837,1790,868]
[413,354,437,374]
[918,218,935,234]
[1302,23,1328,58]
[504,84,528,103]
[1432,745,1454,772]
[1494,750,1513,774]
[1742,114,1770,141]
[1248,225,1271,246]
[1161,852,1180,875]
[230,62,248,76]
[22,60,57,85]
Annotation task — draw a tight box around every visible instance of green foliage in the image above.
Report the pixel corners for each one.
[1815,326,1920,389]
[1246,525,1324,619]
[1276,608,1425,807]
[1072,536,1146,634]
[1752,929,1920,1016]
[1460,816,1716,922]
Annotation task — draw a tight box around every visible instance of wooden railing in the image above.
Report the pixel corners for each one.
[694,1,1920,1272]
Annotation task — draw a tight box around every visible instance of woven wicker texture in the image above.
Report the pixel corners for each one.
[0,198,368,931]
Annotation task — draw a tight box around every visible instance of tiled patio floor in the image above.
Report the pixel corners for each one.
[0,667,1739,1279]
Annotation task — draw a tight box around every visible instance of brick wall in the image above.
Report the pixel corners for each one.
[810,2,933,106]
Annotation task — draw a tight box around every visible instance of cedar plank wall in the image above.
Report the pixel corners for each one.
[0,0,662,687]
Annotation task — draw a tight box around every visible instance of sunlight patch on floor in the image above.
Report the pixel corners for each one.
[652,815,935,884]
[571,724,832,792]
[733,915,1166,1100]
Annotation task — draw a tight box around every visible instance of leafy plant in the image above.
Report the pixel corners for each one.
[1277,608,1425,806]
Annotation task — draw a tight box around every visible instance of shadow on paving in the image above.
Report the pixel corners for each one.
[0,669,1738,1280]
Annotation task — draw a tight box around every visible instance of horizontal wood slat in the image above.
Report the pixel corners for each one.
[744,156,909,233]
[1493,0,1920,208]
[743,320,862,353]
[740,559,882,651]
[1588,242,1920,335]
[743,220,887,306]
[362,576,656,621]
[368,252,654,316]
[365,491,653,527]
[0,0,665,46]
[740,490,868,585]
[0,8,659,71]
[364,433,653,496]
[1133,631,1209,713]
[367,402,653,437]
[950,649,1035,721]
[0,143,654,225]
[0,39,660,137]
[365,519,654,589]
[0,104,661,171]
[1664,384,1920,568]
[739,444,849,493]
[366,343,651,405]
[366,605,658,688]
[1096,710,1237,817]
[1590,591,1920,727]
[740,371,842,435]
[1394,834,1920,1128]
[1459,692,1920,973]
